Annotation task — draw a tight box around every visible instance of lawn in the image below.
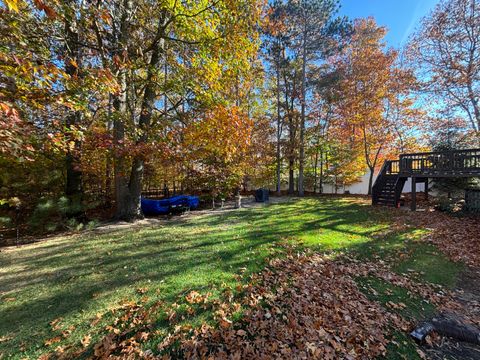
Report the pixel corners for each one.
[0,198,464,359]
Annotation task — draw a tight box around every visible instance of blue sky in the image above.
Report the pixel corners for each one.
[339,0,440,47]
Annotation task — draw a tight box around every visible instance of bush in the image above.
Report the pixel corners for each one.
[0,216,12,227]
[28,196,85,233]
[434,196,465,214]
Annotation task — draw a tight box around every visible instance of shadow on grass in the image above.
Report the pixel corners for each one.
[0,198,417,358]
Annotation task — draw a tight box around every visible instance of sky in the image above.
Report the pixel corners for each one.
[339,0,441,47]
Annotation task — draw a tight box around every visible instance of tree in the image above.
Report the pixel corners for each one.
[89,0,263,220]
[323,137,365,193]
[1,0,263,225]
[308,72,337,194]
[1,0,116,220]
[181,106,254,199]
[62,1,88,218]
[263,0,288,195]
[333,18,418,194]
[284,0,349,196]
[410,0,480,138]
[1,0,62,159]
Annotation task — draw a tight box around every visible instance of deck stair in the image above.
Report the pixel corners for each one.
[372,161,407,207]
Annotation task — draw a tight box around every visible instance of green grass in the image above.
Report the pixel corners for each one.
[357,277,436,321]
[357,275,436,360]
[353,225,463,359]
[0,198,464,359]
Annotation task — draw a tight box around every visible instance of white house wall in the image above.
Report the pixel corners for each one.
[324,170,425,195]
[274,170,425,195]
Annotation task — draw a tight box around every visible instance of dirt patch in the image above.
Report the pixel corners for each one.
[92,196,291,233]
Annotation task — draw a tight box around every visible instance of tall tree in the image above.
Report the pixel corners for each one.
[264,0,288,195]
[285,0,348,196]
[410,0,480,138]
[1,0,115,213]
[308,69,338,193]
[334,18,417,195]
[63,1,86,218]
[282,59,300,194]
[89,0,263,220]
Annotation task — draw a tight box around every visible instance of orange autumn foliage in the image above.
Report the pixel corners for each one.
[181,106,254,195]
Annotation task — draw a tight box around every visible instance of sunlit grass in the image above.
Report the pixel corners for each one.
[0,198,463,359]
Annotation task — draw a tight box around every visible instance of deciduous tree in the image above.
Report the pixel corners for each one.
[333,18,418,194]
[409,0,480,138]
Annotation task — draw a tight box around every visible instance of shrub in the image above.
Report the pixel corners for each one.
[28,196,86,233]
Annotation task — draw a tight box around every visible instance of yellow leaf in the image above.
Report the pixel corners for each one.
[5,0,19,12]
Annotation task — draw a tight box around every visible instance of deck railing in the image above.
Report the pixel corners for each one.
[386,160,400,175]
[399,149,480,176]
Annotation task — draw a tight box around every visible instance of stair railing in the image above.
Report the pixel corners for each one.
[372,161,391,204]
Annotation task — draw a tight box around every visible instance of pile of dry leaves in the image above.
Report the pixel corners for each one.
[85,250,476,359]
[167,254,399,359]
[394,209,480,268]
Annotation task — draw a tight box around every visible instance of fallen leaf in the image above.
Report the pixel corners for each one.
[81,335,91,347]
[44,337,62,346]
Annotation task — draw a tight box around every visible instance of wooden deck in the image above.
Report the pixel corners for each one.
[372,149,480,210]
[399,149,480,177]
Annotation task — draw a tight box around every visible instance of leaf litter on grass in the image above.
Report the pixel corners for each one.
[391,209,480,268]
[38,207,480,360]
[54,248,472,359]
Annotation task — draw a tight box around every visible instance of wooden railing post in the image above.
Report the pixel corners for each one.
[411,177,417,211]
[425,179,429,201]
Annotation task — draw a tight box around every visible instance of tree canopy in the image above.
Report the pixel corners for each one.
[0,0,478,229]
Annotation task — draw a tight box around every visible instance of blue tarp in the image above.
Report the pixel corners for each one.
[141,195,200,216]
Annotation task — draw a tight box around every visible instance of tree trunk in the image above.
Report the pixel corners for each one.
[287,112,295,195]
[288,159,295,195]
[65,112,83,218]
[313,148,319,193]
[276,60,282,195]
[105,95,114,207]
[64,8,84,219]
[124,25,165,221]
[113,87,132,220]
[298,27,307,197]
[368,166,375,196]
[466,81,480,133]
[282,59,296,196]
[113,0,134,220]
[319,150,324,194]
